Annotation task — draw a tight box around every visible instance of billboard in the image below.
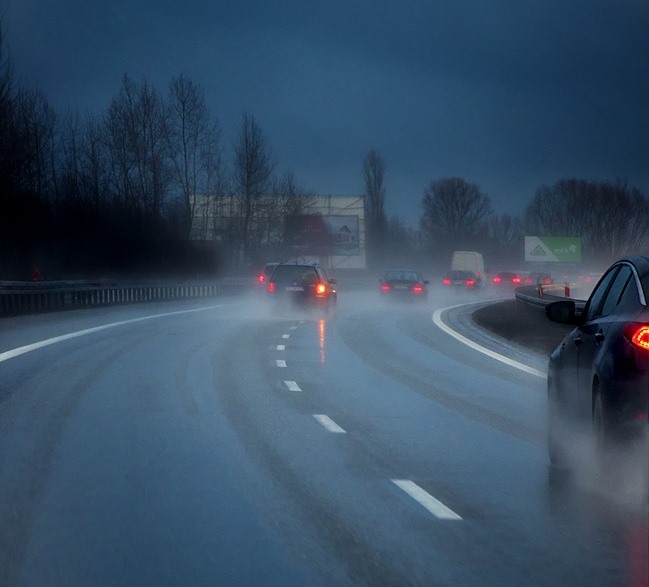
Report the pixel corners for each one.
[525,236,582,263]
[286,214,360,256]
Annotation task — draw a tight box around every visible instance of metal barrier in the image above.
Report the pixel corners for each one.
[515,284,586,312]
[0,279,250,317]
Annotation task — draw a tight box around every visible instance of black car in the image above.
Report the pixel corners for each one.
[442,269,481,289]
[266,263,337,310]
[379,269,429,299]
[545,256,649,472]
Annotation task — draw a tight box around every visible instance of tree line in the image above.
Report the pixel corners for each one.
[2,24,647,280]
[363,150,649,271]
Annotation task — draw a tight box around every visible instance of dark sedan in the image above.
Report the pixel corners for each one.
[379,269,429,299]
[267,263,337,310]
[545,256,649,480]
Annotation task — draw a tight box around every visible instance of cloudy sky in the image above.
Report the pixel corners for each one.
[3,0,648,225]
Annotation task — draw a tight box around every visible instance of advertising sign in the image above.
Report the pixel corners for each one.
[286,214,360,256]
[524,236,582,263]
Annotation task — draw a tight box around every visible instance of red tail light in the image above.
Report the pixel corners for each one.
[524,277,533,285]
[315,282,327,296]
[512,277,521,285]
[544,278,552,285]
[258,274,265,283]
[412,284,424,293]
[442,278,451,286]
[625,324,649,350]
[268,282,275,293]
[493,276,502,284]
[466,279,475,287]
[380,283,391,292]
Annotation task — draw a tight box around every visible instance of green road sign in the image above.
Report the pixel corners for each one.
[524,236,582,262]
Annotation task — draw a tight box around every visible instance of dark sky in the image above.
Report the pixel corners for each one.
[4,0,649,225]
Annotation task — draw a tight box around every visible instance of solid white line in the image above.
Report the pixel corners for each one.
[313,414,346,433]
[275,359,287,368]
[432,305,546,379]
[282,334,290,339]
[392,479,462,521]
[276,345,286,351]
[0,304,228,365]
[284,380,302,392]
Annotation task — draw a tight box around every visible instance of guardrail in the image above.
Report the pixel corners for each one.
[0,278,251,317]
[515,283,587,312]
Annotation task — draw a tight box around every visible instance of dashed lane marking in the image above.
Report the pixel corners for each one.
[275,360,287,368]
[392,479,463,521]
[276,345,286,351]
[313,414,346,433]
[284,381,302,392]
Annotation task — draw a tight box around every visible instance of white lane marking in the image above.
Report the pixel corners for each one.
[282,334,290,339]
[275,360,287,368]
[276,345,286,351]
[432,305,546,379]
[284,380,302,392]
[392,479,462,521]
[0,304,228,364]
[313,414,346,434]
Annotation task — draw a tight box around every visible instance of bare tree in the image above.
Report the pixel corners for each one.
[104,75,170,229]
[420,177,492,250]
[524,179,649,264]
[231,111,275,263]
[166,74,222,236]
[363,149,387,268]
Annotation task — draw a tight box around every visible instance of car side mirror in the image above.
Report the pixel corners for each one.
[545,300,579,325]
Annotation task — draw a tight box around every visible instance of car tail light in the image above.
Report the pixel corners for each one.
[493,276,501,284]
[380,283,391,292]
[524,277,533,285]
[466,279,475,287]
[315,282,327,296]
[412,284,424,293]
[544,277,552,285]
[258,274,265,283]
[625,324,649,350]
[512,277,521,285]
[442,278,451,286]
[268,282,275,293]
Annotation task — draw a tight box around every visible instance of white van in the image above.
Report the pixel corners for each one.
[451,251,485,287]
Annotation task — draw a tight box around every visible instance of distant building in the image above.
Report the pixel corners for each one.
[190,194,366,269]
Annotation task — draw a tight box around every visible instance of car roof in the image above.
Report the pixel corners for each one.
[619,255,649,279]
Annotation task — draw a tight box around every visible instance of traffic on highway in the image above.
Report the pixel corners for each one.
[0,274,646,586]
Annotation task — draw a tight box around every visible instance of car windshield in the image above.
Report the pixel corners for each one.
[386,271,419,281]
[271,265,319,283]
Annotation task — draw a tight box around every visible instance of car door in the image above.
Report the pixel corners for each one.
[576,265,633,420]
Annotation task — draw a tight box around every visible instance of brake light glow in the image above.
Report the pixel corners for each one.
[315,282,327,296]
[380,283,391,292]
[412,284,424,293]
[442,278,451,286]
[512,277,521,285]
[268,282,275,293]
[258,274,266,283]
[466,279,475,287]
[627,324,649,350]
[493,276,501,284]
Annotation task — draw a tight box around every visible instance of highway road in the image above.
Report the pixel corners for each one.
[0,289,647,586]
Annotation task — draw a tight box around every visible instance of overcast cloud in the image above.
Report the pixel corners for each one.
[3,0,648,225]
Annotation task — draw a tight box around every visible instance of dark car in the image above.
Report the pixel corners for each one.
[379,269,429,299]
[266,263,336,310]
[257,262,280,287]
[492,271,524,288]
[442,269,481,289]
[545,256,649,474]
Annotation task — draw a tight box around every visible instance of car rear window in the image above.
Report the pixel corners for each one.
[449,270,474,280]
[271,265,319,283]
